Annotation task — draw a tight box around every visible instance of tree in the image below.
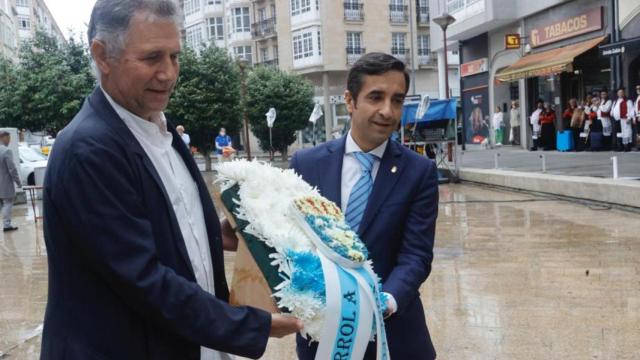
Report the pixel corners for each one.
[167,45,242,171]
[0,57,20,128]
[246,66,314,160]
[2,31,95,134]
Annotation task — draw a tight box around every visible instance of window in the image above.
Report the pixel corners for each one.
[346,32,362,53]
[291,0,312,16]
[234,46,252,63]
[207,0,222,4]
[317,31,322,56]
[258,8,267,21]
[260,47,269,62]
[417,34,430,55]
[271,4,277,18]
[447,0,464,13]
[185,24,203,49]
[392,33,406,54]
[273,45,279,59]
[18,16,30,30]
[184,0,200,16]
[390,0,404,12]
[293,31,314,60]
[208,17,224,40]
[16,0,30,7]
[232,7,250,33]
[344,0,359,10]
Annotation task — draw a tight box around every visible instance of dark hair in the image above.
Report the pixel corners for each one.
[347,52,410,103]
[617,86,625,92]
[0,131,9,137]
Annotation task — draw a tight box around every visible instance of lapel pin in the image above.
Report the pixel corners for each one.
[391,166,397,174]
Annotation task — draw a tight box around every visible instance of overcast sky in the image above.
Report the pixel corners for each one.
[45,0,96,40]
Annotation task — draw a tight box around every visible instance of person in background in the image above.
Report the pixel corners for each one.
[597,90,613,150]
[611,87,635,152]
[529,100,543,151]
[562,98,578,131]
[215,127,233,162]
[176,125,190,147]
[492,105,504,146]
[634,85,640,151]
[509,100,521,146]
[0,131,22,232]
[570,107,585,151]
[540,102,556,151]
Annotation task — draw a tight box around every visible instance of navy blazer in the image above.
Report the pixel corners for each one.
[291,137,438,360]
[41,88,271,360]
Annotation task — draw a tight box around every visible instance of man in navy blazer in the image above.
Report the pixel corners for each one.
[291,53,439,359]
[41,1,300,359]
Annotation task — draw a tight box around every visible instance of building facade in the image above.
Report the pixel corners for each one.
[180,0,446,146]
[430,0,640,148]
[0,0,18,60]
[14,0,64,45]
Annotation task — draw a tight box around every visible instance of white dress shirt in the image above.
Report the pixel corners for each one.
[182,133,191,146]
[340,131,397,314]
[102,89,230,360]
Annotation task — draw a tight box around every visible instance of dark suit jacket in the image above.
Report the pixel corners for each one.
[291,137,438,360]
[41,88,271,360]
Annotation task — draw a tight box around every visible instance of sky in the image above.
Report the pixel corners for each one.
[45,0,96,41]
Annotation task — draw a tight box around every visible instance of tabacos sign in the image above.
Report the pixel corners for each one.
[530,7,603,48]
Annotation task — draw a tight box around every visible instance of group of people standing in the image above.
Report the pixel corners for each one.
[529,86,640,152]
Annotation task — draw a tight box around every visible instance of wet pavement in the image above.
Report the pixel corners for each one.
[1,178,639,359]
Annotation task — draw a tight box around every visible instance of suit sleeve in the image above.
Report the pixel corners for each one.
[4,149,22,187]
[56,143,271,359]
[382,161,439,314]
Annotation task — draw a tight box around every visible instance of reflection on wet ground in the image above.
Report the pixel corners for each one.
[1,179,639,359]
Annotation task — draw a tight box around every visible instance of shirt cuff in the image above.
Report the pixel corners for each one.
[383,292,398,315]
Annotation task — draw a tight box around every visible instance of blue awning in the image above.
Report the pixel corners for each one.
[401,98,457,125]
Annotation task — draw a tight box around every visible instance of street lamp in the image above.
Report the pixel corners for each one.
[433,12,457,164]
[238,56,251,159]
[433,12,456,99]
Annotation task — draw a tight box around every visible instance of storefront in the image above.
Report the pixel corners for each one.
[459,33,490,144]
[496,1,613,138]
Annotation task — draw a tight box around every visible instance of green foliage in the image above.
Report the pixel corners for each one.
[246,66,314,155]
[0,31,95,134]
[167,45,242,162]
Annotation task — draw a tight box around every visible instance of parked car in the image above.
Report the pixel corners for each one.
[18,145,48,185]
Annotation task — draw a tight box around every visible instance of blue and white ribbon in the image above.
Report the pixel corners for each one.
[315,252,390,360]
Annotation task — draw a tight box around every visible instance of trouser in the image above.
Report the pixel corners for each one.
[612,120,622,150]
[511,126,520,145]
[1,198,14,228]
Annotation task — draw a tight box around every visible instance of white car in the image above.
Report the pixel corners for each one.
[18,145,48,186]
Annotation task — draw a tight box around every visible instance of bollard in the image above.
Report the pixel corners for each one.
[539,154,546,173]
[494,153,500,169]
[611,156,618,179]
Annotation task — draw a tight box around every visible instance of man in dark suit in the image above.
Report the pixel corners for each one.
[41,1,300,359]
[291,53,439,359]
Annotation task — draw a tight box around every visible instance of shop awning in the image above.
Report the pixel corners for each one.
[495,36,606,82]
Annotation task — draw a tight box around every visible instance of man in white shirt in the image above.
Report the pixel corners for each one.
[40,1,301,359]
[529,100,543,151]
[611,87,636,152]
[597,90,614,150]
[177,125,191,147]
[635,85,640,151]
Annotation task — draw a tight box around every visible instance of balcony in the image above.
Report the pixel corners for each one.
[417,6,429,26]
[391,47,410,64]
[346,47,366,65]
[257,58,279,67]
[344,2,364,22]
[418,53,435,66]
[389,5,408,24]
[251,17,276,40]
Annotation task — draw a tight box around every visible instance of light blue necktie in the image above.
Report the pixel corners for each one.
[345,152,376,232]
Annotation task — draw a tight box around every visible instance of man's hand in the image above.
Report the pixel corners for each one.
[269,314,303,338]
[221,218,239,251]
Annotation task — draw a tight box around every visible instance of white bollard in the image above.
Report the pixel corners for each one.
[494,153,500,169]
[540,154,546,173]
[611,156,619,179]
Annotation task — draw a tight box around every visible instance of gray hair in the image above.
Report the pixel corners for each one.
[88,0,182,78]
